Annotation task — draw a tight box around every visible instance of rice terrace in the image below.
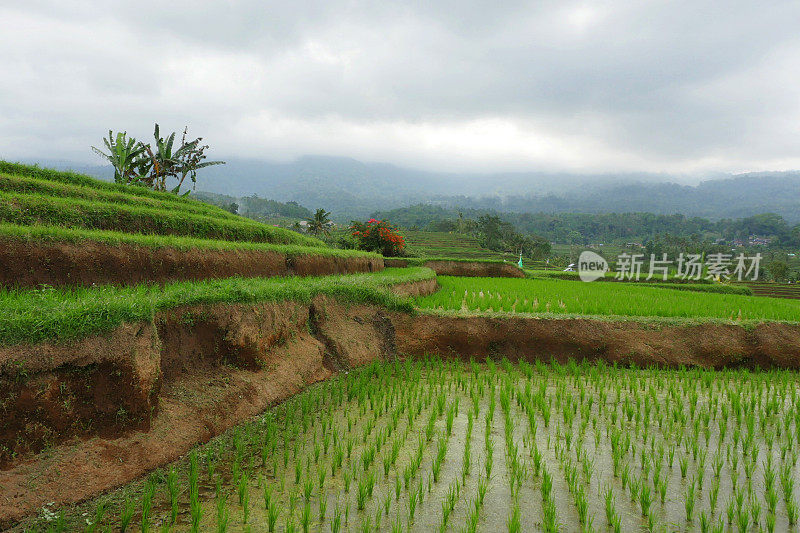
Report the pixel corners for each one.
[1,158,800,533]
[4,3,800,532]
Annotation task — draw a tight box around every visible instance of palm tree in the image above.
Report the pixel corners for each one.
[306,208,332,237]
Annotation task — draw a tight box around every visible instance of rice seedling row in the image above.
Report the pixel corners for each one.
[416,276,800,322]
[32,357,800,532]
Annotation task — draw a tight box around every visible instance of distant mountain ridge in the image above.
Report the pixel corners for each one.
[13,156,800,222]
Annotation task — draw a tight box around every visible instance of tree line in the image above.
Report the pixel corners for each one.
[373,204,800,248]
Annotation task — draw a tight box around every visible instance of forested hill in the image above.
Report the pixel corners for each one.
[372,207,800,247]
[23,157,800,222]
[451,172,800,222]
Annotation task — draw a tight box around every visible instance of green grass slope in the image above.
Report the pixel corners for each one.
[403,231,508,260]
[0,267,434,346]
[0,222,378,258]
[0,162,321,246]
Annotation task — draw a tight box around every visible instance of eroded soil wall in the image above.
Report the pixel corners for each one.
[383,259,524,278]
[0,239,383,288]
[423,260,524,278]
[0,280,430,527]
[391,314,800,369]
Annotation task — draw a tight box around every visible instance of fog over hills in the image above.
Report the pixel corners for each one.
[22,156,800,222]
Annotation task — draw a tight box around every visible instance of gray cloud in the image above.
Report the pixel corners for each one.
[1,0,799,175]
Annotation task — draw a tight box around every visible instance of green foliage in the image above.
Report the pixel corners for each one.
[237,194,312,219]
[375,202,800,248]
[306,208,332,237]
[91,131,146,185]
[473,214,551,259]
[767,259,789,281]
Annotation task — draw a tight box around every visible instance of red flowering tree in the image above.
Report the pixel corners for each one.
[349,218,405,256]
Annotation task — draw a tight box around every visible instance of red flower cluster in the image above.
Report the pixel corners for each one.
[349,218,405,256]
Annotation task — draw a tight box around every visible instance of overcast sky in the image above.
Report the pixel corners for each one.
[1,1,799,175]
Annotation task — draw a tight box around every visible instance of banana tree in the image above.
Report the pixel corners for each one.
[145,124,224,194]
[92,124,224,194]
[91,131,147,184]
[170,127,225,195]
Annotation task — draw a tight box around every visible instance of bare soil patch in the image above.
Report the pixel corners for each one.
[391,313,800,369]
[388,277,438,298]
[383,259,524,278]
[423,260,524,278]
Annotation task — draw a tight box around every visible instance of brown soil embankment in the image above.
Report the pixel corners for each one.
[422,260,524,278]
[391,314,800,369]
[0,240,383,288]
[0,280,431,527]
[388,277,438,297]
[383,258,409,268]
[384,259,524,278]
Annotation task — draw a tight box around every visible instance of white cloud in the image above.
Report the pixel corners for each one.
[1,0,799,176]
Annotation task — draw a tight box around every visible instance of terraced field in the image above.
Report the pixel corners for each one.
[20,358,800,533]
[740,282,800,300]
[0,162,430,527]
[403,231,549,268]
[416,276,800,322]
[0,163,383,288]
[4,162,800,533]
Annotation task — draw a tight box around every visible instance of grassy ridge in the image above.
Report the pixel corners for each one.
[527,269,715,284]
[0,191,323,246]
[0,268,434,346]
[0,161,228,210]
[646,283,753,296]
[0,223,378,259]
[0,172,240,221]
[416,275,800,321]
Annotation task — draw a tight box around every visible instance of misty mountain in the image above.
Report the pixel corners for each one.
[16,156,800,222]
[441,172,800,223]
